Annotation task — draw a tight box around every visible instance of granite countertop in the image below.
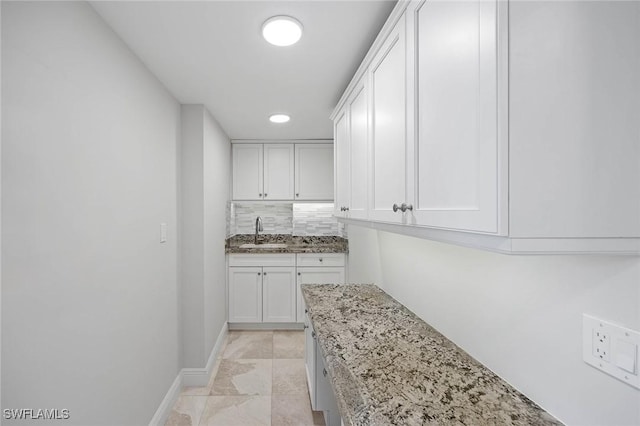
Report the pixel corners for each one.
[302,284,562,426]
[225,234,348,254]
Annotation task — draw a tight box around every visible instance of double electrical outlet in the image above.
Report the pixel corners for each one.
[583,314,639,390]
[593,328,610,362]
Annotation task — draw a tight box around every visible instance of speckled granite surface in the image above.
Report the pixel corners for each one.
[302,284,562,426]
[225,234,348,254]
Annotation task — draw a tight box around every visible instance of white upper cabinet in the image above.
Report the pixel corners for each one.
[295,144,334,200]
[263,144,294,200]
[411,0,501,234]
[507,0,640,240]
[334,109,350,216]
[232,142,333,201]
[348,78,369,220]
[232,144,263,201]
[330,0,640,254]
[334,76,369,219]
[369,16,407,223]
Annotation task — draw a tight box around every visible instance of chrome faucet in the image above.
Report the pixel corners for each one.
[255,216,263,244]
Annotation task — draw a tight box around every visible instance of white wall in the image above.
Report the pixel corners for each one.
[346,224,383,284]
[180,105,229,367]
[1,2,4,420]
[2,2,180,424]
[180,105,205,367]
[203,108,230,358]
[347,225,640,425]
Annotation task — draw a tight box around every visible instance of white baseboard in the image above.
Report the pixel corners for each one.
[148,372,182,426]
[149,322,228,426]
[228,322,304,331]
[183,323,229,387]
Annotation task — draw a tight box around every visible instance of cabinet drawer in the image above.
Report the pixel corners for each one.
[229,253,295,267]
[297,253,345,267]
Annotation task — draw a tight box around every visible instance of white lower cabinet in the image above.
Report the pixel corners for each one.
[228,266,296,323]
[304,315,317,408]
[305,313,343,425]
[228,267,263,323]
[228,253,345,325]
[262,267,296,322]
[297,268,345,322]
[316,343,342,426]
[228,254,296,323]
[296,253,346,323]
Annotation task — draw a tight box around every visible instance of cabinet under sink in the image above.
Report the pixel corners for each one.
[227,253,346,327]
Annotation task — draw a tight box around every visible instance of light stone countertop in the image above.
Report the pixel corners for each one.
[225,234,348,254]
[301,284,562,426]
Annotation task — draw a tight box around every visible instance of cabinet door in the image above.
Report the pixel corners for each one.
[228,267,262,322]
[369,16,407,223]
[413,0,499,233]
[262,267,296,322]
[232,144,263,200]
[305,316,317,409]
[296,267,345,322]
[315,342,340,415]
[295,144,334,200]
[334,110,350,216]
[263,144,294,200]
[348,78,369,219]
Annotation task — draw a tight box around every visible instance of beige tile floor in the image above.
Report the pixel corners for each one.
[165,330,325,426]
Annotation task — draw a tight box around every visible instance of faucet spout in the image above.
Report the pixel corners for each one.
[255,216,263,245]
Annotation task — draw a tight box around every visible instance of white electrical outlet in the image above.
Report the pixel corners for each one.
[592,328,610,361]
[583,314,640,390]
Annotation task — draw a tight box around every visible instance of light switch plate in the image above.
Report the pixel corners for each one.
[160,223,168,243]
[583,314,640,390]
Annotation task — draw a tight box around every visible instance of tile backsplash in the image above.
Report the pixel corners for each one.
[292,203,337,236]
[228,202,345,237]
[232,203,293,235]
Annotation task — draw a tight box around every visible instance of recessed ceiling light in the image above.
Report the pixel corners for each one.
[262,16,303,46]
[269,114,290,123]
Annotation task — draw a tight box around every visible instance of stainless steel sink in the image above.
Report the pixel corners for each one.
[239,243,288,249]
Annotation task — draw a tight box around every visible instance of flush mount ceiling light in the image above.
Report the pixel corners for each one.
[269,114,290,123]
[262,16,303,46]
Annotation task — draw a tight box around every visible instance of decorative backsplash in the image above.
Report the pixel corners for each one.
[292,203,337,236]
[227,202,346,238]
[232,203,293,235]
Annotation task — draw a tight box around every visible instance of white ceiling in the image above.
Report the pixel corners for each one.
[91,1,396,140]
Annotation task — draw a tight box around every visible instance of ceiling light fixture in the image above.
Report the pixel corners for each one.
[262,16,303,46]
[269,114,290,123]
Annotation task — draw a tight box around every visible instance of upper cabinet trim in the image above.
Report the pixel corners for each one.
[330,1,412,121]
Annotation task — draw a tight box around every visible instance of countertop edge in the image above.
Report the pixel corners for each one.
[225,234,349,254]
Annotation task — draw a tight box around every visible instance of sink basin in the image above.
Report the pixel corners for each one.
[239,243,288,249]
